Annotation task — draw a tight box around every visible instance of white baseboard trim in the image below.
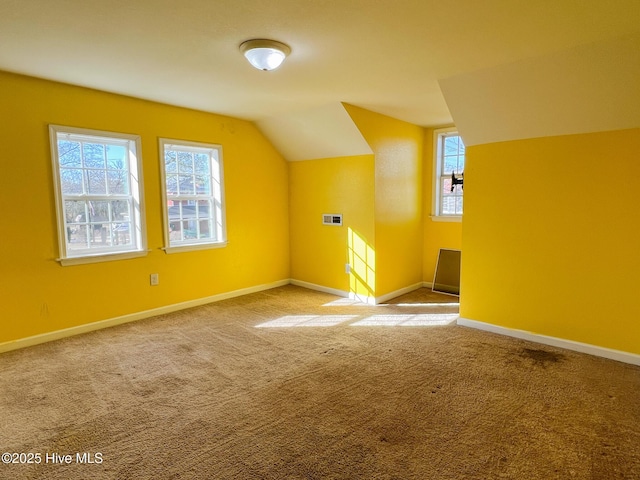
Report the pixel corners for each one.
[289,279,350,299]
[290,279,375,304]
[457,317,640,366]
[290,280,435,305]
[349,292,376,305]
[376,283,424,304]
[0,279,291,355]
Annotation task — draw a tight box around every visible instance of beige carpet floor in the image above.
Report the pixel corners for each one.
[1,285,639,479]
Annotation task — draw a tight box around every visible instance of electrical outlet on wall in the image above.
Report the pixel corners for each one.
[345,263,351,274]
[150,273,159,286]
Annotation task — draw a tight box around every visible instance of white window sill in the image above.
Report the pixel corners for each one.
[57,250,149,266]
[430,215,462,223]
[162,241,228,254]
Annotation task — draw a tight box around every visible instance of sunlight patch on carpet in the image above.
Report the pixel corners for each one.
[323,298,460,308]
[255,313,458,328]
[323,298,367,306]
[255,315,360,328]
[351,314,458,327]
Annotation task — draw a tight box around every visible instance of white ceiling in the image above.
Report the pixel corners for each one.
[442,32,640,146]
[1,0,639,153]
[256,103,372,162]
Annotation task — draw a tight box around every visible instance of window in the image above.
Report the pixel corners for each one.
[433,128,465,219]
[160,139,226,251]
[49,125,146,265]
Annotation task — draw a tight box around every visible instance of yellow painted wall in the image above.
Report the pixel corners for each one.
[461,128,640,354]
[422,127,463,284]
[369,117,424,298]
[344,105,424,298]
[0,71,289,345]
[289,155,375,295]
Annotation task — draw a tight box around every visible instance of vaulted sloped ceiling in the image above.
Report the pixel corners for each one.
[1,1,639,158]
[260,31,640,158]
[440,33,640,146]
[256,103,372,162]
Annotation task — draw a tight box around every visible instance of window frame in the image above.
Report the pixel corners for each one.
[49,125,147,265]
[432,127,465,222]
[159,138,227,253]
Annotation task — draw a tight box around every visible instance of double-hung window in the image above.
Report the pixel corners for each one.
[433,127,465,219]
[159,139,226,252]
[49,125,146,264]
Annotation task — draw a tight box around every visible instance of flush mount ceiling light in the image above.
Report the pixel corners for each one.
[240,39,291,71]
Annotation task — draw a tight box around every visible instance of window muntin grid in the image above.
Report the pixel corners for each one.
[50,126,145,262]
[436,131,465,217]
[161,140,226,250]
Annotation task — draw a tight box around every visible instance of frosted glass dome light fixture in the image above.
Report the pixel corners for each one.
[240,39,291,71]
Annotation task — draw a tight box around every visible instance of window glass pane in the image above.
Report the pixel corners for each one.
[107,170,129,194]
[83,143,105,168]
[195,153,210,174]
[166,174,178,195]
[111,200,130,222]
[446,184,463,196]
[442,177,452,193]
[89,224,111,247]
[60,168,84,194]
[58,141,82,167]
[178,174,194,195]
[443,156,458,174]
[442,196,456,215]
[165,150,177,173]
[89,201,109,223]
[197,199,211,218]
[65,200,87,225]
[169,220,182,241]
[106,145,126,167]
[87,170,107,194]
[199,219,212,239]
[178,151,194,173]
[181,219,197,239]
[178,200,197,221]
[167,201,180,224]
[444,136,459,155]
[113,222,131,246]
[67,224,89,250]
[170,199,210,241]
[196,175,211,195]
